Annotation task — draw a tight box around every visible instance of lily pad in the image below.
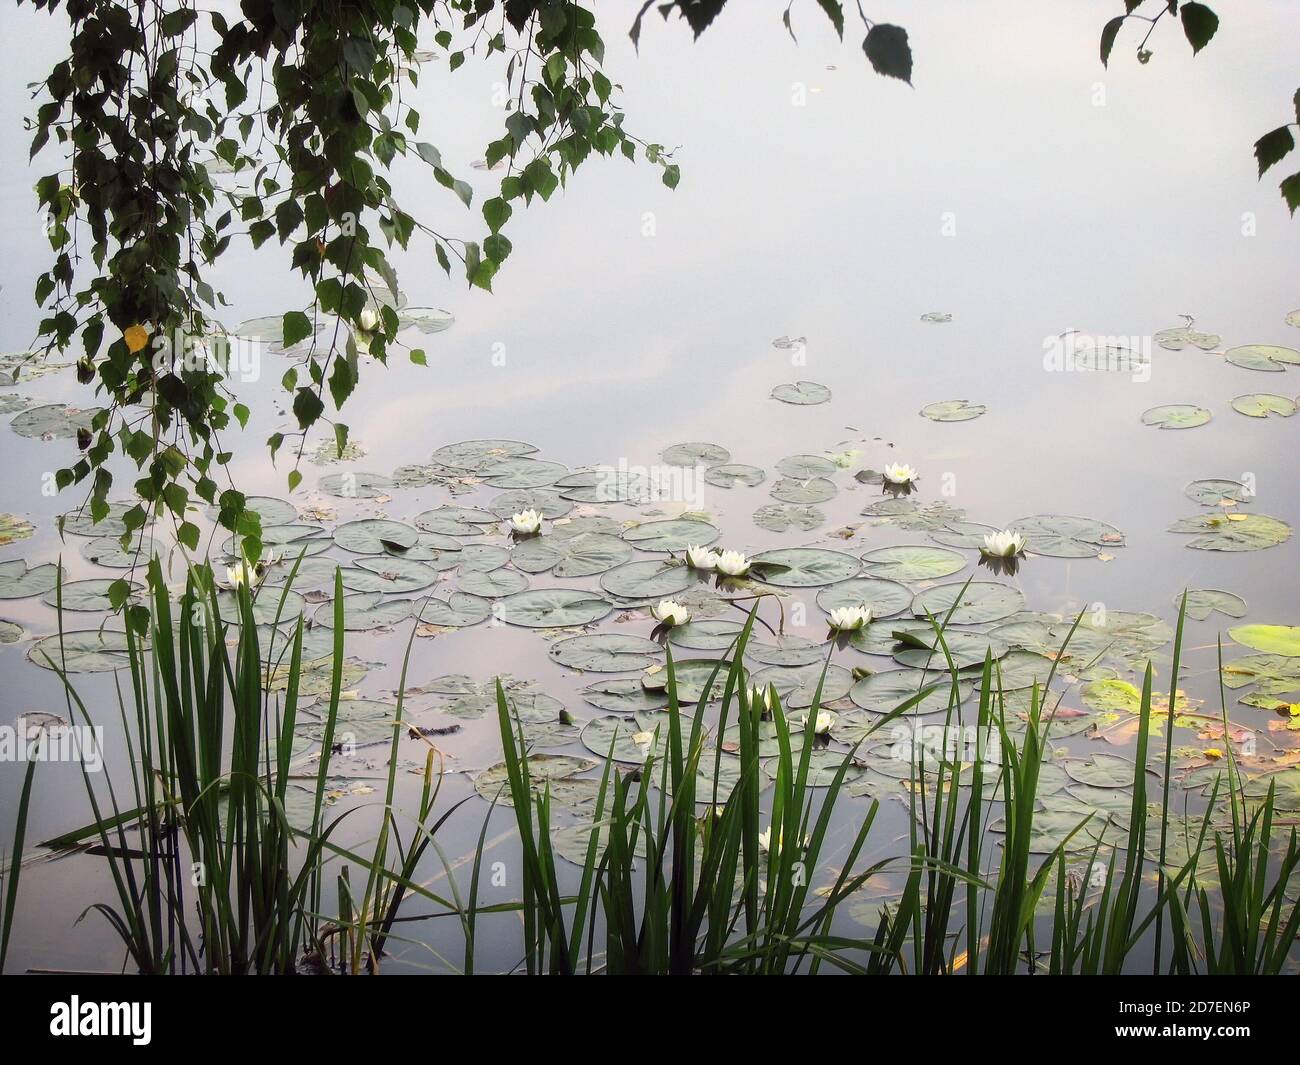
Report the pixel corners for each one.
[623,519,720,553]
[1063,754,1137,788]
[771,380,831,405]
[301,699,398,746]
[661,442,730,467]
[216,587,308,626]
[770,476,836,504]
[315,592,413,630]
[668,619,745,652]
[704,464,765,488]
[580,712,690,763]
[511,531,630,579]
[480,457,568,489]
[318,472,394,498]
[815,577,912,619]
[749,662,853,708]
[0,514,35,546]
[413,505,498,536]
[398,307,455,334]
[414,593,492,627]
[920,399,986,422]
[29,629,133,673]
[10,403,99,439]
[850,669,971,717]
[473,754,597,806]
[1184,478,1252,506]
[0,560,66,599]
[431,439,537,473]
[776,454,837,479]
[1180,588,1247,621]
[860,544,966,581]
[457,568,529,597]
[1155,325,1220,351]
[748,548,860,588]
[599,559,694,600]
[1009,514,1124,558]
[1224,344,1300,372]
[753,504,825,532]
[82,535,160,568]
[1228,625,1300,657]
[1168,513,1291,552]
[497,588,613,628]
[487,489,572,519]
[581,677,671,713]
[42,578,142,612]
[1230,393,1296,418]
[911,581,1024,624]
[744,635,826,667]
[339,557,438,593]
[550,633,664,672]
[334,518,419,555]
[640,658,736,704]
[1141,404,1211,430]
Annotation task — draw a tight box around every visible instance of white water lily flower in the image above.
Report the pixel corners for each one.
[828,605,871,632]
[685,544,720,571]
[797,710,838,735]
[509,509,543,534]
[758,824,809,853]
[748,684,773,713]
[651,599,691,626]
[715,549,752,577]
[358,305,380,333]
[981,529,1027,558]
[631,730,656,754]
[226,562,258,588]
[883,462,918,486]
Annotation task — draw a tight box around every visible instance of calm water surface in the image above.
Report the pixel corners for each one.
[1,1,1298,972]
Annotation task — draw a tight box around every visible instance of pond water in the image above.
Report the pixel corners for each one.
[1,2,1298,972]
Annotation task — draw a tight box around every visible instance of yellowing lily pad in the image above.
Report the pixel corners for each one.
[1229,393,1296,418]
[1227,625,1300,657]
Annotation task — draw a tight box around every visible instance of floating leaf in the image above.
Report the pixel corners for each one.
[0,560,66,599]
[622,518,719,552]
[339,557,438,594]
[704,464,764,488]
[333,518,419,555]
[487,488,571,519]
[1141,404,1211,430]
[414,505,498,536]
[1181,588,1247,621]
[318,472,394,498]
[851,669,972,717]
[1230,393,1296,418]
[750,662,853,708]
[911,581,1024,624]
[920,399,986,422]
[315,592,414,630]
[770,476,836,504]
[776,454,837,479]
[480,457,568,489]
[668,619,745,652]
[457,568,528,597]
[753,504,825,532]
[599,559,694,600]
[0,514,35,546]
[749,547,860,587]
[581,677,670,713]
[1184,478,1252,506]
[1228,625,1300,657]
[771,380,831,405]
[1154,324,1220,351]
[550,633,664,672]
[1224,344,1300,372]
[1168,512,1291,552]
[10,402,99,439]
[1010,514,1124,558]
[513,531,632,576]
[815,577,912,619]
[414,593,492,627]
[29,629,133,672]
[431,438,537,473]
[860,544,965,581]
[398,306,455,334]
[497,588,612,627]
[661,442,730,466]
[929,521,999,550]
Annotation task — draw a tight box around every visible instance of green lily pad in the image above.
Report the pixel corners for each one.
[1228,625,1300,657]
[82,535,160,568]
[861,499,966,532]
[776,454,837,479]
[928,521,999,550]
[0,619,22,643]
[473,754,597,807]
[1155,325,1220,351]
[318,472,394,498]
[380,533,463,566]
[750,662,853,708]
[334,518,419,555]
[431,439,537,473]
[339,557,438,593]
[860,544,966,581]
[1184,478,1252,506]
[1224,344,1300,372]
[769,476,836,504]
[581,677,671,713]
[480,457,568,489]
[920,399,986,422]
[512,531,632,577]
[413,505,499,536]
[1168,512,1291,552]
[894,630,1008,670]
[487,489,572,519]
[748,547,860,588]
[29,629,133,672]
[397,306,455,333]
[550,633,664,672]
[762,748,864,788]
[42,578,143,612]
[771,380,831,405]
[1141,404,1211,429]
[744,635,827,668]
[668,619,745,652]
[497,588,612,627]
[0,560,66,599]
[911,581,1024,624]
[816,577,912,619]
[300,699,398,746]
[580,712,690,763]
[1063,754,1138,789]
[641,658,736,703]
[315,592,413,630]
[1180,588,1247,620]
[704,464,765,488]
[599,559,694,600]
[457,568,529,597]
[622,519,719,552]
[60,500,136,538]
[753,504,825,532]
[1230,393,1296,418]
[0,514,35,546]
[10,403,99,439]
[216,587,308,626]
[413,593,492,627]
[661,442,730,466]
[850,669,971,717]
[1009,514,1124,558]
